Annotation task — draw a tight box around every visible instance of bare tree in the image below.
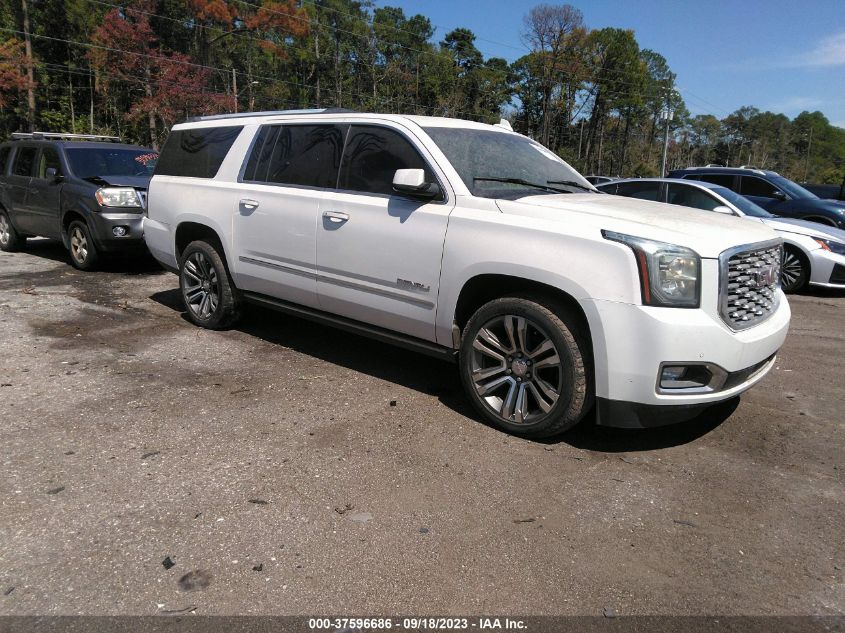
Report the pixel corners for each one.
[522,4,585,146]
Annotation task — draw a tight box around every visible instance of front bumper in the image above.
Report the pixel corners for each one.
[583,272,790,427]
[809,250,845,288]
[88,212,146,253]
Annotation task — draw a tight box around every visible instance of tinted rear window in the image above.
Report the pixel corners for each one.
[156,126,243,178]
[0,146,10,174]
[243,124,347,188]
[697,174,735,189]
[12,147,37,177]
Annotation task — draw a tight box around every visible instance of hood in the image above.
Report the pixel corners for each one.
[762,216,845,242]
[86,175,150,189]
[495,193,779,258]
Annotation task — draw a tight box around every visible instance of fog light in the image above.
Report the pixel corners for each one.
[659,364,713,389]
[112,226,128,237]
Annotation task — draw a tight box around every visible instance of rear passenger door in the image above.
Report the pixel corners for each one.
[315,123,453,342]
[6,146,38,234]
[231,123,347,309]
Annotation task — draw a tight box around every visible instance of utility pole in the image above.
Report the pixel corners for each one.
[661,107,674,177]
[232,68,238,114]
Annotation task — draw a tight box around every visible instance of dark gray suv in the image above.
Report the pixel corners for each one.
[0,132,158,270]
[668,166,845,230]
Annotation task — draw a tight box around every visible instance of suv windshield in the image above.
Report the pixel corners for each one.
[769,175,818,200]
[712,186,773,218]
[423,127,593,199]
[65,147,159,179]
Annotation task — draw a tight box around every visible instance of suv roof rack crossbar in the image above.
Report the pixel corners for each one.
[184,107,358,123]
[10,131,122,142]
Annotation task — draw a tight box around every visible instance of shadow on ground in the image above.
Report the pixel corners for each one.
[151,287,732,452]
[17,238,162,275]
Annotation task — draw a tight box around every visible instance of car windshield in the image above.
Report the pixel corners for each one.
[423,126,594,199]
[711,186,773,218]
[769,175,818,200]
[65,147,159,179]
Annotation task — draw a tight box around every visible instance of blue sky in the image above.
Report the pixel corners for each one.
[374,0,845,128]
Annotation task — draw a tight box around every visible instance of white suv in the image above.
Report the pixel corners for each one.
[144,110,790,437]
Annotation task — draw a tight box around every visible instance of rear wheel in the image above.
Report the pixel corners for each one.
[781,246,809,293]
[67,221,99,270]
[0,210,25,252]
[459,295,592,438]
[179,240,241,329]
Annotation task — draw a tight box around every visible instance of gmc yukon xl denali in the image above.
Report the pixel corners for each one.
[143,110,790,437]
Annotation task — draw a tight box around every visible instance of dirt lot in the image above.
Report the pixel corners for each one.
[0,240,842,617]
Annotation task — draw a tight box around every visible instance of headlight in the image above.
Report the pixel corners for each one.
[602,230,701,308]
[813,238,845,255]
[95,187,141,208]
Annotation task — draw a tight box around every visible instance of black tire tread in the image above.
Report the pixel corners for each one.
[180,240,242,330]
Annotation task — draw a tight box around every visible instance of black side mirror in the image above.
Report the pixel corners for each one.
[771,190,786,201]
[45,167,63,183]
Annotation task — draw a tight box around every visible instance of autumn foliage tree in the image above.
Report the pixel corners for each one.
[0,38,31,109]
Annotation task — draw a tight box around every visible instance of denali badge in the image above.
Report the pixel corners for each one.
[397,278,431,293]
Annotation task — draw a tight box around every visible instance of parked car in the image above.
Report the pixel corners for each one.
[584,175,616,185]
[668,166,845,229]
[144,110,789,437]
[597,178,845,293]
[800,181,845,202]
[0,132,158,269]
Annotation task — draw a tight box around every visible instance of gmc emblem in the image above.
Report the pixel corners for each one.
[752,265,777,288]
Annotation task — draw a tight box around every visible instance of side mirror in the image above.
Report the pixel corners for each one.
[712,205,736,215]
[45,167,62,183]
[392,168,440,199]
[771,190,786,201]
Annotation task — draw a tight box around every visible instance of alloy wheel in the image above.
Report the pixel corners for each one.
[182,251,220,319]
[70,226,88,264]
[0,215,9,245]
[781,250,804,290]
[470,314,567,425]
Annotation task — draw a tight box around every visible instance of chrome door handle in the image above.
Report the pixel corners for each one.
[239,198,259,210]
[322,210,349,223]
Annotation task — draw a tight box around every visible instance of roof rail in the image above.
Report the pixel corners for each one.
[184,107,358,123]
[739,165,759,170]
[704,163,724,167]
[10,131,122,142]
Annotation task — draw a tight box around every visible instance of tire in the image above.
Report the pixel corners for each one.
[67,220,100,270]
[780,246,809,293]
[0,210,25,252]
[459,295,592,438]
[179,240,241,329]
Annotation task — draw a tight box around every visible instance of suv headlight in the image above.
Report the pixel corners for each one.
[603,230,701,308]
[95,187,141,208]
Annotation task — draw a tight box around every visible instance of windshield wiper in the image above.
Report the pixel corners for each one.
[473,177,572,194]
[547,179,595,192]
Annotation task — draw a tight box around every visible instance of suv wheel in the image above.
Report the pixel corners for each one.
[179,240,241,329]
[68,221,99,270]
[781,246,808,293]
[0,210,25,252]
[459,295,592,438]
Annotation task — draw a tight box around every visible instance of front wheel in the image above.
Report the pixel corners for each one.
[780,246,809,293]
[67,220,99,270]
[179,240,241,329]
[0,210,25,252]
[459,296,592,438]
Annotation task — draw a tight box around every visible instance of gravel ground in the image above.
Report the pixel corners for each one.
[0,240,842,617]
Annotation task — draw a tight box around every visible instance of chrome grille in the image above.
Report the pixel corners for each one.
[719,240,782,331]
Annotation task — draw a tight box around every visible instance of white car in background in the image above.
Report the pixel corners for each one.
[597,178,845,293]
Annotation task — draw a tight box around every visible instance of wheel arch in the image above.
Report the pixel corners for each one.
[174,221,232,270]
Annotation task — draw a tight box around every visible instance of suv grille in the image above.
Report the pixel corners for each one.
[719,240,782,331]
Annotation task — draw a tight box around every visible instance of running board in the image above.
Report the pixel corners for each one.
[241,291,458,363]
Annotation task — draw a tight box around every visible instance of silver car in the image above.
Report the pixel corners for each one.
[597,178,845,293]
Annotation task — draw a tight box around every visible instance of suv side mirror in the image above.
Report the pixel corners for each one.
[771,190,786,201]
[712,205,735,215]
[393,168,440,199]
[45,167,62,183]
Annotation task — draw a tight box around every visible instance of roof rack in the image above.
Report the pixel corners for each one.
[10,131,122,142]
[184,107,358,123]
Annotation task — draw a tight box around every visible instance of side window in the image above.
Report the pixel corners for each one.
[0,146,10,175]
[155,126,243,178]
[740,176,779,198]
[667,184,721,212]
[12,147,37,177]
[255,124,347,188]
[698,174,735,189]
[339,125,437,197]
[36,148,61,179]
[614,181,661,201]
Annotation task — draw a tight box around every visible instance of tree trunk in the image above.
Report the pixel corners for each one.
[89,69,94,133]
[144,64,157,149]
[69,70,75,132]
[21,0,36,130]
